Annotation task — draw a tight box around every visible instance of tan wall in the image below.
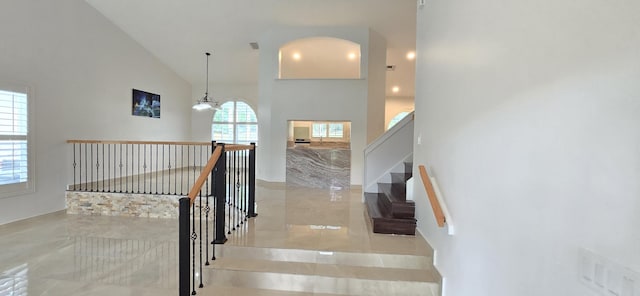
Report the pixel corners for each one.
[385,96,414,130]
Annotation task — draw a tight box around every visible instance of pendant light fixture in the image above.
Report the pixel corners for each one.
[192,52,221,111]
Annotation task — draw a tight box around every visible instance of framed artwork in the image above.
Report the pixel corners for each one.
[132,89,160,118]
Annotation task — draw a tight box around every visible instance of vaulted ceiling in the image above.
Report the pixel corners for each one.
[85,0,417,97]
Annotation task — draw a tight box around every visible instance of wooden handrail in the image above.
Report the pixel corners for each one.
[418,165,446,227]
[67,139,211,145]
[224,144,255,151]
[187,145,223,205]
[67,140,256,150]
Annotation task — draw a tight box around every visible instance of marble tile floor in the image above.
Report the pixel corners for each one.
[0,182,439,295]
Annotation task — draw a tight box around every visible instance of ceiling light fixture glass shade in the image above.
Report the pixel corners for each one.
[192,52,221,111]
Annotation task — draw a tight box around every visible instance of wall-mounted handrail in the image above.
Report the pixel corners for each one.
[418,165,446,227]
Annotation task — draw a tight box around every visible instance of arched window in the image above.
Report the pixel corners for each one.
[387,112,410,130]
[212,101,258,144]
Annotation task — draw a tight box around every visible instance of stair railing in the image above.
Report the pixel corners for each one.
[363,112,414,195]
[66,139,215,195]
[179,142,257,296]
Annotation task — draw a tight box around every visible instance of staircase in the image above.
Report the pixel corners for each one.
[364,162,417,235]
[200,245,440,296]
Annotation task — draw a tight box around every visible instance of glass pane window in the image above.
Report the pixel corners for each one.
[388,111,410,130]
[212,101,258,144]
[212,124,234,142]
[212,102,234,122]
[235,102,257,122]
[0,88,30,189]
[236,124,258,144]
[312,123,326,138]
[0,140,27,185]
[328,123,343,138]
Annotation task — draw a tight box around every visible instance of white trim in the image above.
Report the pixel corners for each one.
[364,111,414,155]
[363,111,414,199]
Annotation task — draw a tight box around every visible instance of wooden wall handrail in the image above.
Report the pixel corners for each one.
[187,145,223,205]
[67,139,255,150]
[418,165,446,227]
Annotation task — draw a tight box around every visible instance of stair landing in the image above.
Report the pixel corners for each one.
[201,245,439,296]
[196,182,440,295]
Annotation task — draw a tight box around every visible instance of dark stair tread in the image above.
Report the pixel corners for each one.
[391,172,412,183]
[404,162,413,174]
[377,182,415,219]
[365,193,416,235]
[378,183,411,203]
[365,193,415,222]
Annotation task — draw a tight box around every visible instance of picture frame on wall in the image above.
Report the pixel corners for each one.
[132,88,160,118]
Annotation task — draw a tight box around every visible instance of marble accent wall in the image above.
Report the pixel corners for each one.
[286,147,350,189]
[66,192,181,219]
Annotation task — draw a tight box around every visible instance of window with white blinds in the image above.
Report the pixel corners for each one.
[0,87,31,195]
[311,123,344,138]
[212,101,258,145]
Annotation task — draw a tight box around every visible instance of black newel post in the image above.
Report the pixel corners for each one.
[178,197,190,296]
[213,143,228,244]
[248,142,258,218]
[210,141,216,197]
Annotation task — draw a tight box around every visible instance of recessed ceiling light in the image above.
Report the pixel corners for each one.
[348,52,357,60]
[392,86,400,93]
[407,51,416,60]
[292,53,301,60]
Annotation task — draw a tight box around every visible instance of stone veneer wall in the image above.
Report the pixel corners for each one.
[66,191,182,219]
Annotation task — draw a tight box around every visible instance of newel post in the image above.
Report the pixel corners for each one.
[178,197,190,296]
[248,142,258,218]
[213,143,227,244]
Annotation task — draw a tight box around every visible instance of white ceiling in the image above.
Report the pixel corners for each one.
[85,0,417,97]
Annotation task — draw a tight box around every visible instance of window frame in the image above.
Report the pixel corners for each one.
[311,122,345,139]
[0,82,35,199]
[211,100,258,145]
[327,123,344,138]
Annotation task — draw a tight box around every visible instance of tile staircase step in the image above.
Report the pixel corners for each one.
[199,244,438,295]
[198,283,341,296]
[216,245,432,270]
[202,269,439,296]
[209,257,439,282]
[364,193,416,235]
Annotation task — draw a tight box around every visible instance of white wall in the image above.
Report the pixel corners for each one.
[413,1,640,295]
[385,96,414,129]
[257,27,385,185]
[0,0,192,225]
[190,83,258,142]
[366,30,387,143]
